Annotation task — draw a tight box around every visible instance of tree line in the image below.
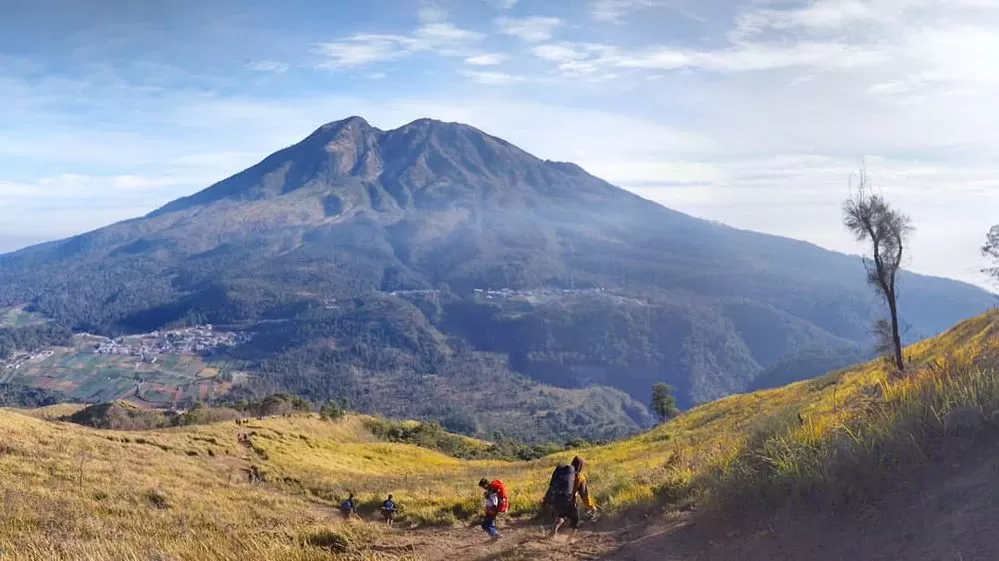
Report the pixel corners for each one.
[0,324,73,359]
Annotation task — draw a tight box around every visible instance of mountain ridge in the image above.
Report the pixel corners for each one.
[0,116,992,441]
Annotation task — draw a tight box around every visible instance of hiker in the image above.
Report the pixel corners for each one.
[247,465,262,484]
[381,494,398,526]
[478,478,508,540]
[543,456,598,540]
[339,493,359,520]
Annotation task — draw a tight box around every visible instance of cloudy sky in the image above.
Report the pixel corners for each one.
[2,0,998,288]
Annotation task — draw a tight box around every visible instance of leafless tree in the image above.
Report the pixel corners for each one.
[843,167,913,372]
[981,225,999,285]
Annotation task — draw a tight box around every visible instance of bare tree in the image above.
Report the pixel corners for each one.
[843,167,913,372]
[981,225,999,285]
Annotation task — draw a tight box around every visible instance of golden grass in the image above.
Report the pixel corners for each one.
[0,413,419,561]
[694,308,999,511]
[223,310,999,526]
[4,310,999,559]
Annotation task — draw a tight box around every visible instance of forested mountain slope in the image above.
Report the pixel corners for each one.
[0,116,991,440]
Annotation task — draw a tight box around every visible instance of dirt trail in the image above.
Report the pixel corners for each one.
[365,440,999,560]
[362,509,714,561]
[370,518,629,561]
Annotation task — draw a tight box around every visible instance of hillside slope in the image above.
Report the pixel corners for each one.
[0,117,992,438]
[5,309,999,560]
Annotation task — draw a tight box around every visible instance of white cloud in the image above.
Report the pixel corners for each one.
[590,0,663,23]
[490,0,519,8]
[245,60,289,73]
[464,53,509,66]
[731,0,879,39]
[531,37,890,77]
[314,35,407,68]
[496,16,564,42]
[416,22,483,44]
[615,42,891,72]
[458,70,524,85]
[315,23,483,69]
[533,44,591,63]
[531,42,621,77]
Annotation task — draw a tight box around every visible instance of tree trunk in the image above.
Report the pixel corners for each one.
[887,288,904,372]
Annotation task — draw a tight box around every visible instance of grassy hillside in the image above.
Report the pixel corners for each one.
[0,411,418,561]
[4,309,999,560]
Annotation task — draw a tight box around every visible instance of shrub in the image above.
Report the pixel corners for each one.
[172,406,241,426]
[63,402,168,430]
[142,490,170,510]
[363,417,561,461]
[319,398,349,421]
[302,530,353,553]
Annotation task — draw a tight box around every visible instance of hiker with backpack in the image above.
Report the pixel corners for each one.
[542,456,598,540]
[381,494,398,526]
[339,493,359,520]
[477,478,509,540]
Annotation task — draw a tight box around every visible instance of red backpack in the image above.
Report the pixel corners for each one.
[490,479,510,513]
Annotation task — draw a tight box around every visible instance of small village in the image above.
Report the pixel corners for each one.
[92,325,252,359]
[472,287,607,299]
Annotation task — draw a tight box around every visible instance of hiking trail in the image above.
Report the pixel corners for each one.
[352,439,999,560]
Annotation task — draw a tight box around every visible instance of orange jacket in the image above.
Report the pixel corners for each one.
[574,473,596,509]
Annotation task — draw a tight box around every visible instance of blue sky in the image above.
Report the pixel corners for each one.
[2,0,999,288]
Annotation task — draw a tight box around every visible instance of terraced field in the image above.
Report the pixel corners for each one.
[0,336,250,405]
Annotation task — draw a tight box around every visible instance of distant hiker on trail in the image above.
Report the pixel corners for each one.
[339,493,359,520]
[381,495,398,526]
[477,478,509,540]
[543,456,598,540]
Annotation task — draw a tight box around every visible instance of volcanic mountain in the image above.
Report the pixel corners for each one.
[0,116,991,440]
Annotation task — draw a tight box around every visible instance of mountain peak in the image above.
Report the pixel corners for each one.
[313,115,375,134]
[303,115,380,147]
[400,117,464,129]
[148,115,622,217]
[300,116,383,180]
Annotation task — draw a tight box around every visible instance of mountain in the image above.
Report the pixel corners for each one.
[0,116,992,441]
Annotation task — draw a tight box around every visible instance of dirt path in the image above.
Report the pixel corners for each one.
[359,437,999,561]
[370,518,624,561]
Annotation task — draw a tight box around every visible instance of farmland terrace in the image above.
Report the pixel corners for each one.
[0,326,252,407]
